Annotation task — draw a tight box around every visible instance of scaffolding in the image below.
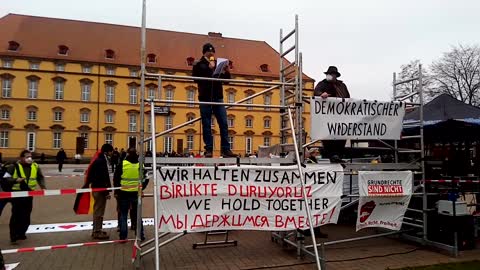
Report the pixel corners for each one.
[135,1,321,269]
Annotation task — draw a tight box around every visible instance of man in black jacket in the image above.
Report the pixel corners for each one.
[314,66,350,163]
[86,144,113,240]
[192,43,237,158]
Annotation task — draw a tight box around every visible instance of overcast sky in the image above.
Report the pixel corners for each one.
[1,0,479,100]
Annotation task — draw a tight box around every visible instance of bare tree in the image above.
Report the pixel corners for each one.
[394,60,433,102]
[431,44,480,106]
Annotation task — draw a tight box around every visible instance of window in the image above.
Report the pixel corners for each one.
[164,136,173,153]
[130,69,138,77]
[53,132,62,149]
[8,41,19,51]
[82,66,92,74]
[27,132,35,152]
[245,137,253,155]
[147,54,157,63]
[1,109,10,120]
[263,137,271,147]
[186,135,194,151]
[129,113,137,132]
[165,88,174,106]
[148,86,156,99]
[105,112,114,124]
[186,57,195,66]
[129,86,137,104]
[246,118,253,128]
[106,67,115,75]
[55,63,65,72]
[0,131,8,148]
[165,116,173,130]
[264,95,272,111]
[264,118,271,128]
[106,85,115,103]
[80,111,90,123]
[227,117,234,128]
[58,45,69,55]
[54,81,64,100]
[81,84,91,102]
[260,64,269,72]
[105,49,115,60]
[228,136,234,150]
[30,62,40,70]
[246,92,254,110]
[54,111,63,121]
[187,115,195,125]
[2,79,12,98]
[80,132,89,149]
[2,60,12,68]
[105,133,113,145]
[28,79,38,99]
[27,110,37,121]
[187,89,195,107]
[228,92,235,103]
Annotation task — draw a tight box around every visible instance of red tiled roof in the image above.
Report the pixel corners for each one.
[0,13,313,80]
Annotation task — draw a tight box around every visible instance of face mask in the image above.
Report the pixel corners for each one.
[25,157,33,164]
[326,74,334,81]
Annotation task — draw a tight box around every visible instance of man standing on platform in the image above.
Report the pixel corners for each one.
[86,144,114,240]
[314,66,350,163]
[5,150,46,244]
[192,43,237,158]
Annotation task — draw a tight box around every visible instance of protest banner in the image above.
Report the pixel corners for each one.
[157,164,344,232]
[310,97,406,140]
[356,171,413,231]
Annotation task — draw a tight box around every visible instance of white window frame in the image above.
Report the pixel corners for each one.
[228,136,234,150]
[105,133,113,145]
[53,132,62,149]
[55,63,65,72]
[164,136,173,153]
[228,92,235,103]
[130,70,138,77]
[26,132,36,152]
[263,136,271,147]
[148,86,156,99]
[81,84,91,102]
[0,109,10,120]
[246,93,253,110]
[227,117,234,128]
[2,60,12,68]
[106,67,115,75]
[54,81,64,100]
[28,79,38,99]
[106,85,115,103]
[54,111,63,122]
[165,88,173,106]
[27,110,37,121]
[187,89,195,107]
[129,86,137,104]
[82,66,92,74]
[30,62,40,70]
[80,111,90,123]
[187,116,194,125]
[245,137,253,155]
[129,113,137,132]
[264,118,271,128]
[0,131,9,148]
[2,79,12,98]
[165,116,173,130]
[80,132,89,149]
[246,118,253,128]
[264,95,272,111]
[105,112,114,124]
[186,134,194,151]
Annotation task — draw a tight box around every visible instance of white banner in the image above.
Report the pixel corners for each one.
[157,164,344,232]
[356,171,413,231]
[310,97,406,140]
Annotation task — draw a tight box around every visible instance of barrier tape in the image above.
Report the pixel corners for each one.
[44,175,83,178]
[425,179,480,184]
[0,186,139,199]
[2,239,134,254]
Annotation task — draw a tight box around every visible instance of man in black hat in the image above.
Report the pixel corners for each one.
[192,43,237,158]
[314,66,350,163]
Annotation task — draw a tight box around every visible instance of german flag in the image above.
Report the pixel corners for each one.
[73,150,100,215]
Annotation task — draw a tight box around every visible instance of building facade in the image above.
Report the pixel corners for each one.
[0,14,314,158]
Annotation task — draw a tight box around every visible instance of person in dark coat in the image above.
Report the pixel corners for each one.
[111,148,120,173]
[314,66,350,163]
[192,43,237,158]
[56,148,67,172]
[86,144,114,239]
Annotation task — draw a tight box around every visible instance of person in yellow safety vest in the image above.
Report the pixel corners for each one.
[113,148,149,241]
[4,150,46,244]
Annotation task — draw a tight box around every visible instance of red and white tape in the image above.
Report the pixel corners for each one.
[425,179,480,184]
[1,239,133,254]
[0,187,124,199]
[44,175,83,178]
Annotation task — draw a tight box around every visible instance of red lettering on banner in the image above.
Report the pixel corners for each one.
[160,183,218,199]
[368,185,403,195]
[191,214,270,230]
[159,214,187,230]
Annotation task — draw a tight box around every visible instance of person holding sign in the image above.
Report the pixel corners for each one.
[192,43,237,158]
[314,66,350,163]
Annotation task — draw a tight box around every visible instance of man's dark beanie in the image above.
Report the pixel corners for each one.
[202,43,215,54]
[101,143,114,153]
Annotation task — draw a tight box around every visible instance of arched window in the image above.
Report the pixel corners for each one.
[105,49,115,59]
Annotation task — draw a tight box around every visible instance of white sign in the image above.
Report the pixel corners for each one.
[356,171,413,231]
[310,97,406,140]
[157,165,344,232]
[27,218,154,234]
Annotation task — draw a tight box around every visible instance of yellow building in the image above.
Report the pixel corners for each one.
[0,14,313,159]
